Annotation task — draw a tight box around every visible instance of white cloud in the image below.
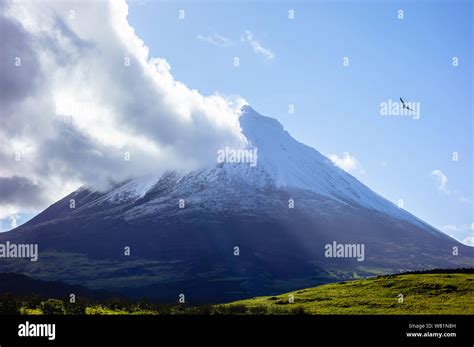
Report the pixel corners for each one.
[197,33,232,47]
[463,236,474,246]
[0,0,248,223]
[329,152,363,174]
[440,223,474,246]
[431,169,449,193]
[440,225,458,233]
[241,30,274,61]
[9,214,19,229]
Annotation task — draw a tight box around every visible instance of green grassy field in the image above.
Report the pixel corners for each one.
[223,273,474,314]
[4,272,473,315]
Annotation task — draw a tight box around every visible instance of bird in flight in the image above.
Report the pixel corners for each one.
[400,97,414,111]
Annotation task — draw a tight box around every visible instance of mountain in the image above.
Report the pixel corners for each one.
[0,106,472,303]
[0,273,120,300]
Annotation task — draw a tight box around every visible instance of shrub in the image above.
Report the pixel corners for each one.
[105,298,127,311]
[288,306,306,315]
[0,294,20,315]
[191,305,213,315]
[213,305,230,315]
[268,306,288,315]
[24,294,42,309]
[41,299,65,315]
[248,305,268,315]
[226,304,247,314]
[64,301,86,315]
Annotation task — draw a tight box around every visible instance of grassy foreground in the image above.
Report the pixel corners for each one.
[224,273,474,314]
[2,272,473,315]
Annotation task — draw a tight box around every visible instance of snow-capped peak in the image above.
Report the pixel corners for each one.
[237,106,435,230]
[95,105,435,232]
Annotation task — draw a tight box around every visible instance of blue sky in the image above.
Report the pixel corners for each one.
[126,0,473,243]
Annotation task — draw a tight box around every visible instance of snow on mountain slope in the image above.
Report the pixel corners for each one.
[97,175,159,203]
[74,105,441,236]
[237,105,429,228]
